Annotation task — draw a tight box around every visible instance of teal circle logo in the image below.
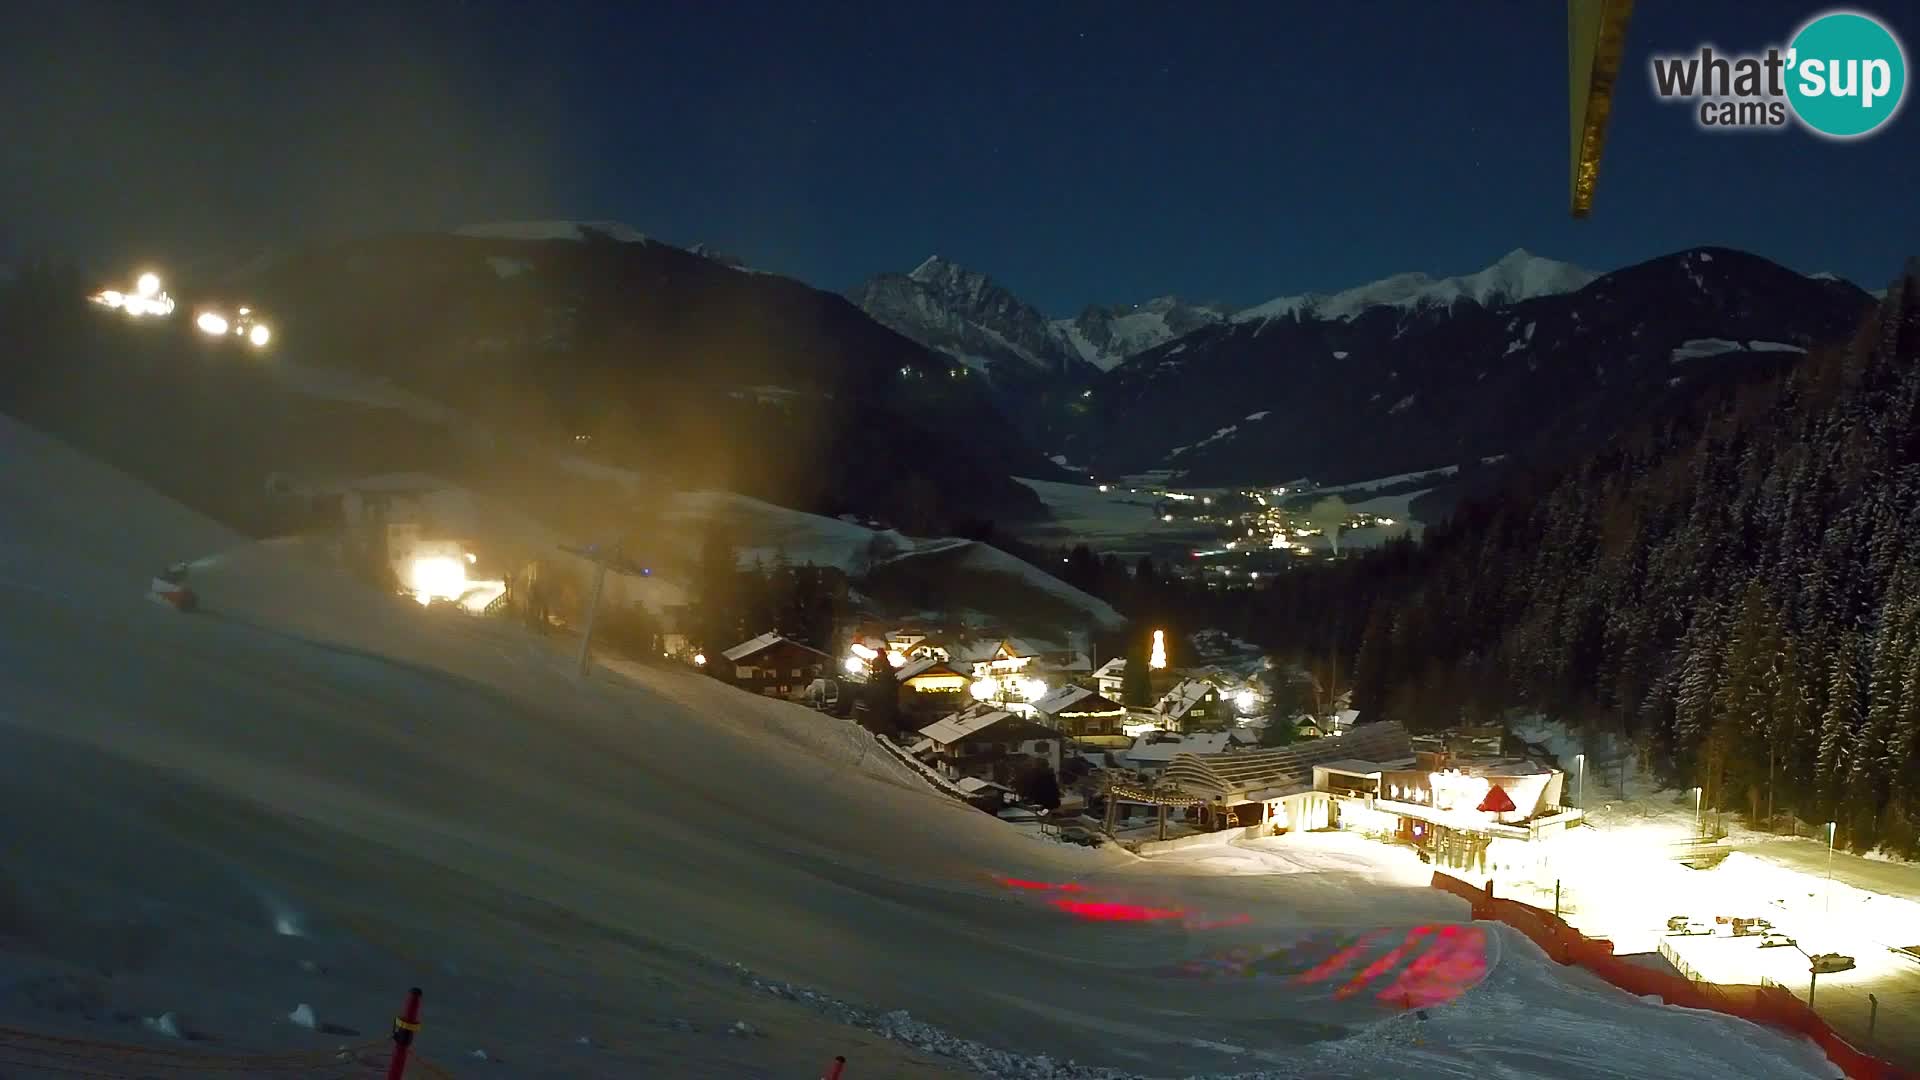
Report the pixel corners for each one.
[1786,11,1907,138]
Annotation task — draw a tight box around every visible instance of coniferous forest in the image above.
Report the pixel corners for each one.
[1262,262,1920,856]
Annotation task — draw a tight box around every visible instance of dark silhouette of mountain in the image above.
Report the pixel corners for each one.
[228,230,1066,530]
[1258,257,1920,855]
[1071,248,1873,487]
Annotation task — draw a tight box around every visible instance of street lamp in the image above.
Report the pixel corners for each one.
[1694,786,1703,837]
[1826,820,1837,915]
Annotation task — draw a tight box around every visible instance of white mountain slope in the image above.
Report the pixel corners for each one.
[1054,295,1231,372]
[859,250,1597,376]
[0,411,1842,1079]
[853,256,1081,374]
[1234,248,1599,324]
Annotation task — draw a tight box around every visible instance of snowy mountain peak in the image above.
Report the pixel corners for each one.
[909,255,957,282]
[454,221,649,244]
[855,259,1078,374]
[1233,249,1598,325]
[1054,296,1229,371]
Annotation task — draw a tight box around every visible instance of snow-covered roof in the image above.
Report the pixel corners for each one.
[947,641,1003,664]
[1030,684,1091,715]
[917,709,1014,746]
[720,632,828,663]
[1159,722,1414,802]
[1092,657,1126,680]
[1159,679,1216,719]
[955,776,1013,796]
[1125,731,1234,763]
[1041,650,1092,673]
[1314,759,1390,776]
[896,656,964,682]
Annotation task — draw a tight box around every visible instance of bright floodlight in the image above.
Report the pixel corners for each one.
[1235,689,1258,712]
[136,272,160,298]
[407,555,468,604]
[844,656,866,677]
[970,679,997,701]
[248,323,271,347]
[197,312,229,336]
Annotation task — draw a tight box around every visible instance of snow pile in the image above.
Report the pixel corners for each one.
[454,221,649,244]
[1235,249,1597,325]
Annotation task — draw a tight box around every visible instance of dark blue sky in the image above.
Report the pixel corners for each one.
[3,1,1914,313]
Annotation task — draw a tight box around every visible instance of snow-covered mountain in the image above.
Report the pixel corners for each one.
[1069,247,1877,487]
[858,249,1598,379]
[852,256,1087,376]
[1233,248,1599,324]
[1054,296,1230,371]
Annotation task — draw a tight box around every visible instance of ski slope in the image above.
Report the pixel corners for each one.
[0,414,1839,1078]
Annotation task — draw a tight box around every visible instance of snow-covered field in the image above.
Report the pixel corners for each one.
[0,415,1849,1078]
[1010,477,1174,546]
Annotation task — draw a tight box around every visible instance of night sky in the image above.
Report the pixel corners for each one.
[4,0,1915,312]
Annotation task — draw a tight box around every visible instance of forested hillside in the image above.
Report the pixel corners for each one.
[1279,260,1920,856]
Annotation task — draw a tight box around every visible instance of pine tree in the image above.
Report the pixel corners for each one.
[1854,612,1907,793]
[1709,581,1775,814]
[1818,634,1863,815]
[864,653,902,737]
[1764,633,1810,824]
[693,525,743,653]
[1122,633,1153,706]
[1672,607,1722,755]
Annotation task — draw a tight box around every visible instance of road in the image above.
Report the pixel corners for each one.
[1737,838,1920,914]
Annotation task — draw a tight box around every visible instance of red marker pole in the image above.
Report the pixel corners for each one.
[387,987,423,1080]
[822,1055,847,1079]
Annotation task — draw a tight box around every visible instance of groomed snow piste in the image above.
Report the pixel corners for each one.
[0,414,1840,1078]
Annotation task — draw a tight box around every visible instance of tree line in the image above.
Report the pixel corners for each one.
[1255,273,1920,854]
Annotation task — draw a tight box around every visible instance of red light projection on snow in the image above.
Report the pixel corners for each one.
[993,876,1086,893]
[1048,899,1186,922]
[993,876,1246,929]
[1163,924,1487,1009]
[1369,924,1486,1008]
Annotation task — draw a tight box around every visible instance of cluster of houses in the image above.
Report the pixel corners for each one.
[714,626,1584,867]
